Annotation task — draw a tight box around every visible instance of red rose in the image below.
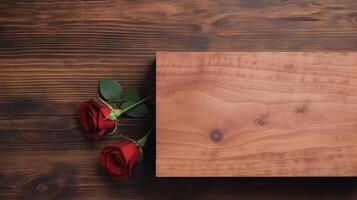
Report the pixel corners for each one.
[100,141,140,179]
[79,99,116,141]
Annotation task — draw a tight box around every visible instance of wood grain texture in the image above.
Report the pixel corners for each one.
[156,52,357,177]
[1,0,357,199]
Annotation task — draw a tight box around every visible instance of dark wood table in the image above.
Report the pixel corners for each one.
[1,1,356,199]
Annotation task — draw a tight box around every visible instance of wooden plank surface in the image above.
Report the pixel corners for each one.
[1,0,357,199]
[156,52,357,177]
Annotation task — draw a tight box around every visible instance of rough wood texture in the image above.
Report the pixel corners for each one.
[156,52,357,177]
[1,0,357,199]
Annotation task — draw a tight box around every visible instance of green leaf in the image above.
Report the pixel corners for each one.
[121,101,149,118]
[124,87,140,102]
[137,133,150,148]
[99,80,123,102]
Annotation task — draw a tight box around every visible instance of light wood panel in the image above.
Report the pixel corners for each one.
[156,52,357,177]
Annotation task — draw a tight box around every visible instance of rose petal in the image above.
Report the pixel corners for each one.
[80,100,116,141]
[88,104,99,120]
[86,112,96,130]
[111,152,125,167]
[95,102,116,130]
[98,102,112,117]
[120,142,140,176]
[79,100,92,130]
[100,143,138,179]
[119,142,140,164]
[98,118,116,130]
[98,106,116,130]
[107,156,126,176]
[101,146,126,176]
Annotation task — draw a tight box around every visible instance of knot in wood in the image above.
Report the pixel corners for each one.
[256,118,265,126]
[25,176,58,194]
[210,129,223,143]
[296,106,305,113]
[36,183,49,192]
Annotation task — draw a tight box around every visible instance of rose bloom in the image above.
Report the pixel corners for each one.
[79,99,116,141]
[100,141,140,179]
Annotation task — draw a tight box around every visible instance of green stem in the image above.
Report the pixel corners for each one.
[137,126,153,148]
[106,95,153,120]
[122,95,153,114]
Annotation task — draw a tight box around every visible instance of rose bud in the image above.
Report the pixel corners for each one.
[78,99,116,141]
[100,141,141,180]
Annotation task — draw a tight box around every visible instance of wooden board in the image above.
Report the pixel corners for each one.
[156,52,357,177]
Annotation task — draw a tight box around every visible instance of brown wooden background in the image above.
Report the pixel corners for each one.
[0,0,357,199]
